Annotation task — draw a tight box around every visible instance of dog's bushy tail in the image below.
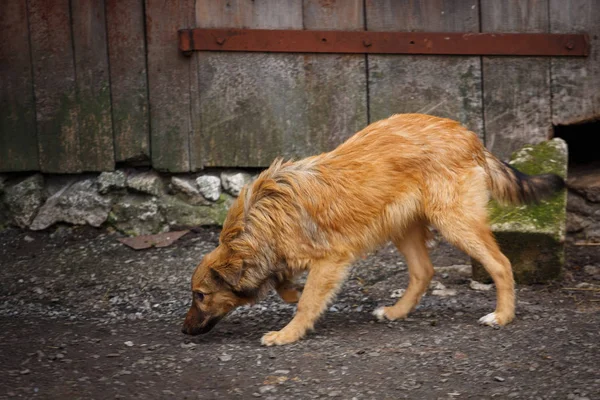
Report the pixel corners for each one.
[484,150,565,205]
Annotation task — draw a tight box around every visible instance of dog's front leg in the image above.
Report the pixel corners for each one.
[261,261,348,346]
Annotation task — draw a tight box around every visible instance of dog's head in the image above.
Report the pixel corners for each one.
[181,243,255,335]
[182,179,283,336]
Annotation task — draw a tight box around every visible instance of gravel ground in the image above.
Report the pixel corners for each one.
[0,226,598,400]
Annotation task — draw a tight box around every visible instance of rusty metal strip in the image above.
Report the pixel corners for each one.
[179,28,589,57]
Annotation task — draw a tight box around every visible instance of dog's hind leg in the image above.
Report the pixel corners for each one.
[434,212,515,326]
[373,222,433,321]
[261,260,349,346]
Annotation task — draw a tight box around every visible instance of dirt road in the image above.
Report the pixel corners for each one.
[1,227,598,399]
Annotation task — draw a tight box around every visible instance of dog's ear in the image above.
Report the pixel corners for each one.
[210,263,243,287]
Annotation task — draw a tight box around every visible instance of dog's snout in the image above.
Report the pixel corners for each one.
[181,303,223,336]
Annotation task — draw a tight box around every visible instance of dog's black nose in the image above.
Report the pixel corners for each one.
[181,326,189,335]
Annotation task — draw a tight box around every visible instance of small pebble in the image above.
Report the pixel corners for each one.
[259,385,275,394]
[432,289,457,297]
[274,370,290,375]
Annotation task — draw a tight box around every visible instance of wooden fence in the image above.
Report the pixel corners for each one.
[1,0,598,173]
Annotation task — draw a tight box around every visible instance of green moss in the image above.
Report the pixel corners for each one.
[159,195,231,227]
[215,193,228,204]
[209,199,232,225]
[509,140,568,177]
[488,139,567,240]
[489,195,565,236]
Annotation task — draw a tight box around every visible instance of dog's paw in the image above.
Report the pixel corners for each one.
[478,311,514,327]
[373,306,409,321]
[478,312,499,326]
[261,329,301,346]
[372,307,388,321]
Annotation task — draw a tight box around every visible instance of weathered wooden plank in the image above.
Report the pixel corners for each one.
[481,0,552,161]
[71,0,115,171]
[28,0,81,173]
[105,0,150,163]
[145,0,196,172]
[197,0,366,167]
[196,0,304,167]
[301,0,367,150]
[550,0,600,125]
[366,0,483,139]
[188,40,202,171]
[196,0,301,29]
[303,0,363,30]
[0,0,38,171]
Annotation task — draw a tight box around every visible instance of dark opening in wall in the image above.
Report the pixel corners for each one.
[553,120,600,170]
[553,119,600,243]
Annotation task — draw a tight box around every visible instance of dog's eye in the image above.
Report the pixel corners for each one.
[195,292,205,301]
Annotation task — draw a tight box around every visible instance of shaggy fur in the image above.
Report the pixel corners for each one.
[182,113,565,346]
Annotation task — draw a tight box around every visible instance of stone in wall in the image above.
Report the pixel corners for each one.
[196,175,221,201]
[221,170,252,196]
[160,193,234,229]
[0,168,252,235]
[170,177,209,206]
[569,169,600,203]
[566,168,600,242]
[97,171,126,194]
[30,178,112,230]
[126,170,164,196]
[107,195,166,236]
[3,174,45,228]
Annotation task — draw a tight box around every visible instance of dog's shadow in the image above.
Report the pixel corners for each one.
[182,303,427,346]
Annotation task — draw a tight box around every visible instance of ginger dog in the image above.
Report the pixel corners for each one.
[182,114,564,346]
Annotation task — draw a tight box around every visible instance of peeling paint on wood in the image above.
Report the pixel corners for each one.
[0,0,39,171]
